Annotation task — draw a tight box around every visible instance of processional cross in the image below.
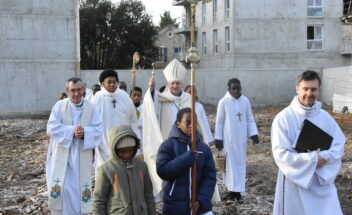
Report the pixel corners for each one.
[112,99,117,108]
[185,0,212,215]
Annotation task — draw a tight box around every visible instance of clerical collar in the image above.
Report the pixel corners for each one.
[69,98,84,107]
[101,86,118,97]
[291,96,320,117]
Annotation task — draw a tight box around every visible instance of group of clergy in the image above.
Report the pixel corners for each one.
[45,58,346,215]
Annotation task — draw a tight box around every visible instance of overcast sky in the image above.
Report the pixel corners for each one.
[111,0,182,25]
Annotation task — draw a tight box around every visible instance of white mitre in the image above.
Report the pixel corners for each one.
[163,59,187,82]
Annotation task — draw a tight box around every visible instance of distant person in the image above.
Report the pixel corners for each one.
[119,81,127,92]
[92,69,139,170]
[214,78,259,203]
[59,92,67,100]
[93,125,156,215]
[46,77,103,215]
[130,86,143,154]
[184,85,214,145]
[92,84,101,95]
[271,70,346,215]
[157,108,216,215]
[83,82,93,101]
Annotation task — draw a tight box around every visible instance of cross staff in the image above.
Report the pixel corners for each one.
[130,52,140,99]
[185,1,212,214]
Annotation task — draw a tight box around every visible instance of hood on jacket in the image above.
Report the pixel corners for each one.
[168,123,201,144]
[109,125,140,160]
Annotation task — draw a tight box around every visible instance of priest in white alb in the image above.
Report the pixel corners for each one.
[92,69,139,168]
[214,78,259,203]
[143,59,220,202]
[271,70,345,215]
[46,77,103,215]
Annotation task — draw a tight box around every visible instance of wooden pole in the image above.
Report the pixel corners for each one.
[131,52,140,99]
[186,1,211,214]
[187,2,199,215]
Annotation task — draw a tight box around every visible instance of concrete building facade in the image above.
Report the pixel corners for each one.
[173,0,352,71]
[0,0,80,116]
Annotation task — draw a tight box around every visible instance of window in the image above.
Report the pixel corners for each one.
[162,47,168,62]
[202,32,207,55]
[307,25,323,50]
[225,26,230,52]
[213,29,218,54]
[213,0,218,23]
[157,48,163,61]
[307,0,323,17]
[168,31,173,37]
[202,2,206,26]
[343,0,352,15]
[225,0,230,20]
[174,47,181,53]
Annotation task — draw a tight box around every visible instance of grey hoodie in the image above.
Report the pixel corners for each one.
[93,125,156,215]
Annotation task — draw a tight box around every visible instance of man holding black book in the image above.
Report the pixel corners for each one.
[271,70,346,215]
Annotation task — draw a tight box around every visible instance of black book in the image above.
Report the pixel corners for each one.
[294,119,333,153]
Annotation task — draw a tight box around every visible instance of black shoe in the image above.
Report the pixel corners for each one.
[234,192,243,204]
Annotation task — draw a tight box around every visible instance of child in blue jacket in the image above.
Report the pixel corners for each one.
[156,108,216,215]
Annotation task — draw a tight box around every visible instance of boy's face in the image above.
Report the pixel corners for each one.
[177,112,195,137]
[228,82,242,99]
[116,146,135,160]
[132,91,142,104]
[101,76,118,93]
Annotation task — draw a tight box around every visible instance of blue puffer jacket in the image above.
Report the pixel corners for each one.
[156,124,216,215]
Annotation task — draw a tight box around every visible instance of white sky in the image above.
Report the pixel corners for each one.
[111,0,183,25]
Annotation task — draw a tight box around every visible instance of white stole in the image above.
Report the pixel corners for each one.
[48,99,94,213]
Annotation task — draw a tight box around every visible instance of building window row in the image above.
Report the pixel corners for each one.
[202,0,230,25]
[202,27,231,55]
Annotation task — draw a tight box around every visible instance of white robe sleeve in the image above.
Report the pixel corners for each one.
[214,99,225,140]
[128,99,140,139]
[245,99,258,137]
[315,119,345,185]
[196,103,214,144]
[47,102,74,149]
[271,115,318,189]
[91,95,110,161]
[82,108,103,150]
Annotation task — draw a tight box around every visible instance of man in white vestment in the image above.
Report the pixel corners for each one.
[46,77,103,215]
[271,70,346,215]
[214,78,259,203]
[143,59,220,203]
[92,69,139,168]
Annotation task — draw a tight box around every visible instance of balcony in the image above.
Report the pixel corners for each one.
[172,0,190,6]
[341,25,352,54]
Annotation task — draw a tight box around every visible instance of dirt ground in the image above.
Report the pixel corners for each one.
[0,105,351,215]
